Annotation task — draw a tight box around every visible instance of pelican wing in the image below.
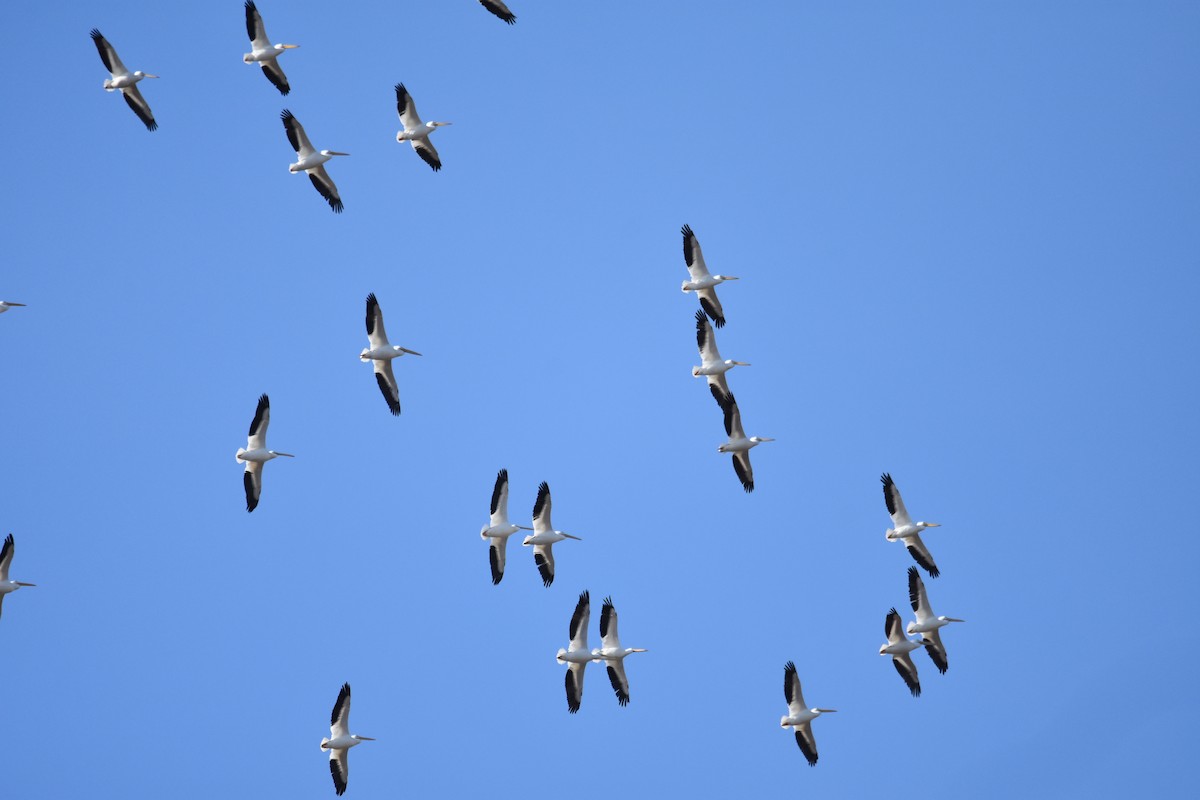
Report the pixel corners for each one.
[681,224,711,282]
[922,628,949,674]
[568,590,590,652]
[794,722,819,766]
[698,287,726,328]
[532,481,553,533]
[0,534,13,582]
[732,451,754,493]
[720,392,745,439]
[708,382,729,410]
[394,83,424,131]
[307,164,344,213]
[565,661,585,713]
[881,473,912,528]
[907,566,933,622]
[243,461,263,513]
[606,660,631,706]
[783,660,806,716]
[480,0,517,24]
[365,293,390,348]
[90,29,128,76]
[533,543,555,587]
[280,109,315,157]
[330,682,352,738]
[0,594,4,620]
[373,360,401,416]
[905,533,940,578]
[329,749,349,796]
[884,608,905,645]
[599,595,621,649]
[892,652,921,697]
[411,138,442,172]
[244,1,269,47]
[260,59,290,95]
[695,309,723,364]
[246,393,270,449]
[489,469,509,526]
[488,538,507,585]
[122,85,157,131]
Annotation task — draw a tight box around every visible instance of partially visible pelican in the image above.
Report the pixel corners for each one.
[90,29,158,131]
[479,0,517,24]
[395,84,452,172]
[522,482,581,587]
[0,301,27,314]
[480,469,532,585]
[360,293,421,416]
[881,473,943,577]
[717,393,774,493]
[556,590,591,713]
[780,661,836,766]
[0,534,36,621]
[879,607,922,697]
[282,109,349,213]
[907,566,963,674]
[235,393,294,512]
[243,1,298,95]
[693,309,749,404]
[590,596,647,707]
[681,225,738,328]
[320,683,375,796]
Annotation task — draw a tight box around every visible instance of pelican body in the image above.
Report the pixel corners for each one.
[589,596,647,707]
[360,293,421,416]
[242,1,298,95]
[906,566,963,674]
[90,29,159,130]
[693,309,749,403]
[0,534,36,621]
[681,224,738,328]
[780,661,836,766]
[320,683,374,796]
[235,393,294,512]
[281,110,348,213]
[879,607,923,697]
[716,392,774,492]
[394,84,451,171]
[557,590,592,713]
[522,482,581,587]
[480,469,533,584]
[881,473,943,577]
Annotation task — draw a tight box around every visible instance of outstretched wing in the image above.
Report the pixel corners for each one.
[892,652,921,697]
[245,1,268,47]
[568,590,590,651]
[533,544,554,587]
[905,533,940,578]
[479,0,517,24]
[373,360,401,416]
[307,164,344,213]
[565,661,586,713]
[122,85,157,131]
[783,660,805,716]
[922,629,949,674]
[247,393,270,449]
[329,749,349,796]
[411,138,442,172]
[794,722,819,766]
[90,29,128,75]
[681,224,711,282]
[243,462,263,513]
[881,473,912,527]
[280,109,314,156]
[488,537,507,585]
[489,468,509,526]
[732,451,754,493]
[330,682,352,738]
[698,287,725,328]
[260,59,290,95]
[606,660,630,707]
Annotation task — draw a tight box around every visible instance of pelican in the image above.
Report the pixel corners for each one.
[907,566,963,674]
[243,1,298,95]
[360,293,421,416]
[480,469,533,585]
[717,393,773,493]
[693,309,749,404]
[681,225,738,328]
[0,534,36,621]
[590,596,647,707]
[881,473,942,577]
[395,84,451,172]
[556,590,591,713]
[320,683,375,796]
[479,0,517,24]
[235,393,293,512]
[90,29,158,131]
[0,301,26,313]
[780,661,836,766]
[879,607,922,697]
[522,482,581,587]
[282,109,348,213]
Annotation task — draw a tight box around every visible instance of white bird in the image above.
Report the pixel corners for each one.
[879,607,922,697]
[360,293,421,416]
[522,482,581,587]
[479,0,517,24]
[480,469,533,584]
[681,225,738,328]
[395,84,452,172]
[590,596,648,707]
[882,473,943,577]
[0,301,27,314]
[320,683,375,796]
[717,393,774,493]
[693,309,749,405]
[243,1,298,95]
[556,590,591,713]
[235,393,294,512]
[282,109,349,213]
[780,661,836,767]
[0,534,36,621]
[90,29,158,131]
[907,566,963,674]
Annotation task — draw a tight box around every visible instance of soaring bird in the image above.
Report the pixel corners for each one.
[590,596,648,707]
[0,534,36,621]
[320,683,375,796]
[479,469,533,584]
[780,661,836,766]
[235,394,293,512]
[693,309,749,405]
[717,393,773,492]
[907,567,964,674]
[0,301,27,314]
[879,607,923,697]
[556,590,592,713]
[479,0,517,24]
[522,482,581,587]
[681,225,738,328]
[881,473,943,577]
[243,1,298,95]
[360,293,421,416]
[282,109,349,213]
[394,84,452,172]
[90,29,158,130]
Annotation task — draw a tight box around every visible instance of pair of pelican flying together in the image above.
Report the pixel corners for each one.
[0,301,26,314]
[235,394,293,512]
[320,683,374,796]
[361,293,421,416]
[780,662,836,767]
[481,473,581,586]
[90,29,158,131]
[0,534,36,621]
[881,473,944,577]
[557,591,648,712]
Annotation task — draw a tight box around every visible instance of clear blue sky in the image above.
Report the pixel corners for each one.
[2,1,1198,796]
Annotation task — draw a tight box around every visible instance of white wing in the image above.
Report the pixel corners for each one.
[330,683,351,739]
[329,748,349,796]
[605,659,631,706]
[794,722,819,766]
[907,566,934,624]
[599,596,621,650]
[905,533,940,578]
[565,661,586,713]
[695,309,722,364]
[121,85,157,131]
[533,543,555,587]
[365,293,390,349]
[373,360,401,416]
[568,590,590,652]
[489,469,510,528]
[881,473,913,528]
[411,138,442,172]
[90,30,129,77]
[488,537,507,585]
[0,534,13,582]
[532,482,553,534]
[922,628,949,674]
[243,461,263,513]
[681,224,712,282]
[892,651,921,697]
[247,394,270,450]
[784,662,806,717]
[245,1,270,49]
[281,109,315,158]
[306,164,344,214]
[697,286,726,328]
[394,83,424,131]
[260,59,290,95]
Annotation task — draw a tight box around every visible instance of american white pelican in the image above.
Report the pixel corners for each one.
[879,607,922,697]
[717,393,773,493]
[480,469,533,585]
[243,1,298,95]
[881,473,942,577]
[0,534,36,621]
[90,29,158,131]
[0,301,27,313]
[360,293,421,416]
[282,109,349,213]
[556,590,591,713]
[320,683,375,796]
[590,596,647,707]
[681,225,738,328]
[907,566,963,674]
[522,482,581,587]
[235,393,293,512]
[395,84,451,172]
[780,661,836,766]
[479,0,517,24]
[694,309,749,404]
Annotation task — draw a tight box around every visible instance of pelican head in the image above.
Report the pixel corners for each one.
[750,436,775,444]
[243,53,254,63]
[727,360,751,367]
[918,522,941,528]
[717,444,728,453]
[878,644,888,655]
[269,451,295,458]
[521,534,534,546]
[396,346,423,356]
[939,616,965,623]
[276,43,299,51]
[428,121,453,128]
[320,150,350,157]
[814,708,837,715]
[480,524,490,539]
[716,275,739,282]
[351,735,375,742]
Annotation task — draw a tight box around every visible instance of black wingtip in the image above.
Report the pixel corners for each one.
[90,27,103,40]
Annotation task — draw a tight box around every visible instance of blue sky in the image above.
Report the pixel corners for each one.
[2,1,1198,795]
